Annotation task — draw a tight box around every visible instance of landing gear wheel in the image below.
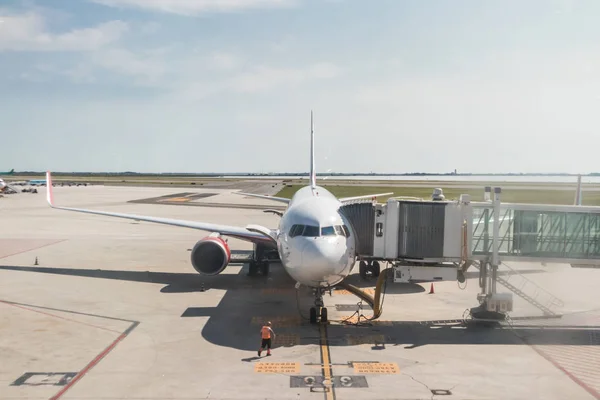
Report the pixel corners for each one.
[248,262,259,276]
[320,307,328,323]
[261,262,270,276]
[370,261,381,277]
[359,260,368,280]
[309,307,318,324]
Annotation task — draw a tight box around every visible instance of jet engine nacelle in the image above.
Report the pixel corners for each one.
[190,236,231,275]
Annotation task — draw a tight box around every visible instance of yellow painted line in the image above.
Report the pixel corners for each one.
[319,324,335,400]
[254,362,300,374]
[353,362,400,374]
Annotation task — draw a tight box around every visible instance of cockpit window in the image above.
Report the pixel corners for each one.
[341,225,350,237]
[321,226,336,236]
[289,224,304,237]
[289,224,350,238]
[302,225,320,237]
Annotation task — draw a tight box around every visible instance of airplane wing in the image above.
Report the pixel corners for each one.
[234,192,290,204]
[45,172,277,246]
[339,192,394,202]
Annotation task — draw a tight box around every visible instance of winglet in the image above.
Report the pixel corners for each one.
[309,110,316,190]
[45,171,55,207]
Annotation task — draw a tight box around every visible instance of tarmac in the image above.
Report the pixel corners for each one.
[1,184,600,400]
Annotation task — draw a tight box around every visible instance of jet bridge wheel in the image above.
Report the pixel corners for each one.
[370,261,381,277]
[359,261,368,279]
[359,260,380,279]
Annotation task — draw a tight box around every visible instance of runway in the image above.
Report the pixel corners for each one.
[1,184,599,399]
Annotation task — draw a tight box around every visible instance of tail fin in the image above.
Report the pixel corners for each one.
[46,171,55,207]
[310,110,316,189]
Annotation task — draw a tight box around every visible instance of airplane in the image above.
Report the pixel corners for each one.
[45,112,393,324]
[0,169,15,193]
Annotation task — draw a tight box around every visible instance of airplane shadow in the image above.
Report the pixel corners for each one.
[464,269,548,280]
[1,264,598,353]
[342,273,426,294]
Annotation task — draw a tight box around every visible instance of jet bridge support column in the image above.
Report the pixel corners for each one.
[471,187,511,321]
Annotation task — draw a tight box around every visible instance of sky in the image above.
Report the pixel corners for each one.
[1,0,600,174]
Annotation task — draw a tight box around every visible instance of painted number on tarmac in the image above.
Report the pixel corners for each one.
[289,376,368,388]
[353,362,400,374]
[255,362,300,374]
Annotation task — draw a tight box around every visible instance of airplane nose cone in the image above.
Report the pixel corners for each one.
[301,238,347,284]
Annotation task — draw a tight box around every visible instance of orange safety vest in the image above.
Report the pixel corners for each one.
[261,326,272,339]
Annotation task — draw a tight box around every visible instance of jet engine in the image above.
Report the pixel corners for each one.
[190,236,231,275]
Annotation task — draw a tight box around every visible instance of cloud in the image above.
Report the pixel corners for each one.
[229,62,340,93]
[160,60,341,103]
[90,48,166,84]
[207,52,241,71]
[89,0,298,16]
[0,9,127,52]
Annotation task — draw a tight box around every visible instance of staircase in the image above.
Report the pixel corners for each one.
[473,262,564,317]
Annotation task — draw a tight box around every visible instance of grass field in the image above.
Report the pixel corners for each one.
[7,174,600,206]
[275,185,600,205]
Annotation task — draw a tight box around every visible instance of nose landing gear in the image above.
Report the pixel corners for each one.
[309,288,329,324]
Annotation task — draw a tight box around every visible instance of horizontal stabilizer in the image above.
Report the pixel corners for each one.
[339,192,394,202]
[235,192,290,204]
[263,209,284,217]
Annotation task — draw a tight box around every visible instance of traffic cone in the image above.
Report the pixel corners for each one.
[429,283,434,294]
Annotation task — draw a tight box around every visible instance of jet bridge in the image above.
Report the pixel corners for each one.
[342,187,600,319]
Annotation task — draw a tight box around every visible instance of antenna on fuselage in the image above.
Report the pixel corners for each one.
[310,110,317,191]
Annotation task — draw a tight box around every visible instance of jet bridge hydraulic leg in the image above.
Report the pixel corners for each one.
[471,260,508,320]
[471,188,511,321]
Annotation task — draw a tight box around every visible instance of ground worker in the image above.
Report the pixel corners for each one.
[258,321,276,357]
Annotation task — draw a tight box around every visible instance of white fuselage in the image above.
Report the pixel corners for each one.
[276,185,356,288]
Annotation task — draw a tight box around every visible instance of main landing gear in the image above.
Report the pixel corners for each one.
[248,259,269,276]
[309,288,328,324]
[247,244,277,277]
[359,259,381,280]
